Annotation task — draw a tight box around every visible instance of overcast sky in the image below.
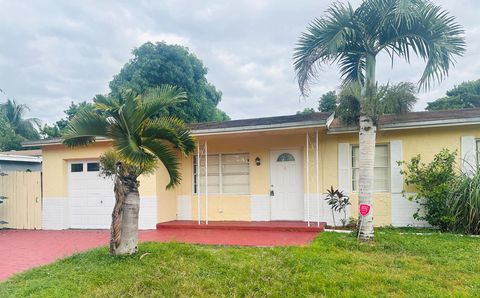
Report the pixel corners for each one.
[1,0,479,124]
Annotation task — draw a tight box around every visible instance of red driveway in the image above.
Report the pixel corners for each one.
[0,228,318,281]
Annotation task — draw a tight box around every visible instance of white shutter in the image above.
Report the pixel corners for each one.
[461,136,476,176]
[390,140,403,193]
[338,143,350,193]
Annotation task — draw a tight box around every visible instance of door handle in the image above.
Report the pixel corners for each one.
[270,190,274,196]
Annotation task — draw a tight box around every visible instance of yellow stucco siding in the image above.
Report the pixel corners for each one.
[42,142,157,198]
[40,123,480,225]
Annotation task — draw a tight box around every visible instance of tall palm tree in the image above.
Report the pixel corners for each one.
[294,0,465,240]
[1,99,40,140]
[63,86,195,255]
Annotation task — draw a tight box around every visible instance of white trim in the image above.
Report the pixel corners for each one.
[461,136,476,176]
[250,195,270,221]
[138,196,158,230]
[42,197,69,230]
[193,122,327,136]
[338,143,350,194]
[0,154,42,163]
[391,193,430,227]
[328,118,480,134]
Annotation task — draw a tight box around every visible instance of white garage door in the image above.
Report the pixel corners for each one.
[68,160,115,229]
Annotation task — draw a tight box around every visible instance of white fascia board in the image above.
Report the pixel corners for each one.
[192,122,327,136]
[327,118,480,134]
[0,154,42,163]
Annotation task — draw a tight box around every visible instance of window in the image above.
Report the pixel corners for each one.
[277,153,295,162]
[71,163,83,172]
[87,162,100,172]
[352,145,390,192]
[194,153,250,194]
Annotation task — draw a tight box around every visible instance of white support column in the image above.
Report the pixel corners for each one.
[316,128,320,226]
[197,142,201,224]
[205,141,209,225]
[306,131,310,226]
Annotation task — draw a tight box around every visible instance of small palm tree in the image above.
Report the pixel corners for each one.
[1,99,40,140]
[336,81,418,125]
[63,86,195,255]
[294,0,465,240]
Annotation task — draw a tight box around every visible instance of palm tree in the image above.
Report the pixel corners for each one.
[336,81,418,125]
[294,0,465,240]
[0,99,40,140]
[63,86,195,255]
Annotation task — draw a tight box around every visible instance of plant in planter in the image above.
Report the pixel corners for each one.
[325,186,351,228]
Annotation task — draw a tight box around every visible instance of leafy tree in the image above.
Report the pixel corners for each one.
[63,86,195,255]
[336,82,418,125]
[400,149,457,231]
[426,79,480,110]
[296,108,315,115]
[0,112,23,151]
[294,0,465,240]
[109,42,229,123]
[41,101,96,138]
[318,91,337,112]
[1,99,40,140]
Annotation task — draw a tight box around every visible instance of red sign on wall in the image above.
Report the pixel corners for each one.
[359,204,371,216]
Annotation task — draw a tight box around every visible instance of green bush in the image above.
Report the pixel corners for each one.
[399,149,457,231]
[447,171,480,235]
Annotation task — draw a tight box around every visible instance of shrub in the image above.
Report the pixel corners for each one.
[447,171,480,235]
[399,149,457,231]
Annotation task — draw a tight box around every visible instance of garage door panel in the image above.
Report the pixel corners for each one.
[69,160,115,229]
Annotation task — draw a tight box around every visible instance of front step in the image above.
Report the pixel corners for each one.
[156,220,326,232]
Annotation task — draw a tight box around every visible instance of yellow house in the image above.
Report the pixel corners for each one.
[24,108,480,229]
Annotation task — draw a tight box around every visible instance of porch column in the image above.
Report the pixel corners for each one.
[205,141,209,225]
[197,141,201,224]
[306,131,310,226]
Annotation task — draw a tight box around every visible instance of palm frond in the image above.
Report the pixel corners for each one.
[142,116,195,155]
[142,85,187,119]
[141,139,181,189]
[294,2,362,96]
[377,1,465,89]
[62,110,110,147]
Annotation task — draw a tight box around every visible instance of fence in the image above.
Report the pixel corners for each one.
[0,171,42,229]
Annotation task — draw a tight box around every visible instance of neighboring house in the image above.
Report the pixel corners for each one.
[23,109,480,230]
[0,150,42,172]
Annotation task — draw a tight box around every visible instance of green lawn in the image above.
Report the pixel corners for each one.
[1,229,479,297]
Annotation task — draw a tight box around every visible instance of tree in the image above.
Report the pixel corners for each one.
[0,112,23,151]
[294,0,465,240]
[109,42,229,123]
[296,108,315,115]
[41,101,95,138]
[318,91,337,112]
[1,99,40,140]
[63,86,195,255]
[426,79,480,110]
[336,82,418,125]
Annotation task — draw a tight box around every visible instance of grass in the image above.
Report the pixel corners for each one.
[1,229,479,297]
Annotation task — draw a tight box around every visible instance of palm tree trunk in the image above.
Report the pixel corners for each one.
[358,53,377,240]
[110,173,140,255]
[358,115,376,240]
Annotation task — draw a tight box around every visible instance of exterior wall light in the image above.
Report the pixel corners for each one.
[255,157,261,166]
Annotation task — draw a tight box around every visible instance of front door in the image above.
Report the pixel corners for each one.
[270,149,304,220]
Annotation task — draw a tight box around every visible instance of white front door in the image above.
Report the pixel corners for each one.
[270,149,304,220]
[68,160,115,229]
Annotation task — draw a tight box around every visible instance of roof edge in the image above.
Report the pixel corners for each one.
[327,117,480,134]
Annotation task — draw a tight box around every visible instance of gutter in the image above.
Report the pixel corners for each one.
[0,154,42,163]
[327,117,480,134]
[23,121,328,147]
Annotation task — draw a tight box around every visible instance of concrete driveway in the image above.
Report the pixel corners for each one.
[0,228,318,280]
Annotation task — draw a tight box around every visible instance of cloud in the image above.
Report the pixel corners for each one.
[0,0,478,124]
